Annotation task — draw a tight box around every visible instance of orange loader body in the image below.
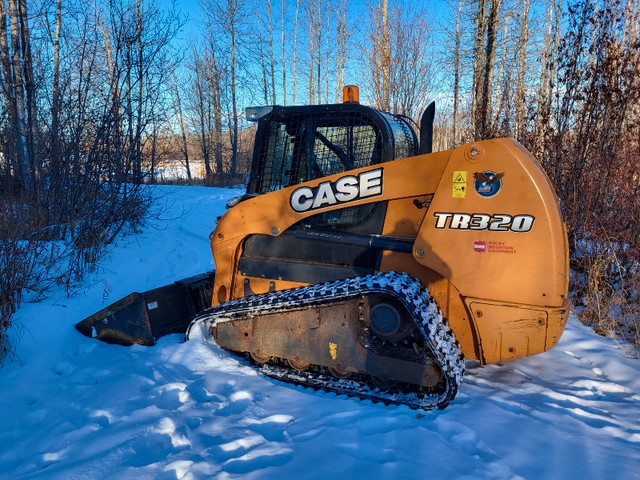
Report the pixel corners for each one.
[210,138,570,365]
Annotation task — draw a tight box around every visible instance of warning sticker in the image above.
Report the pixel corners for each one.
[452,171,467,199]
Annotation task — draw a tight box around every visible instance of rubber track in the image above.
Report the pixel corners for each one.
[187,272,465,410]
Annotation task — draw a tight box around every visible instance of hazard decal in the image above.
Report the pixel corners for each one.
[452,171,467,199]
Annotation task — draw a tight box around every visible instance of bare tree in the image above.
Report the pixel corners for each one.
[202,0,247,175]
[367,0,391,111]
[189,41,226,176]
[451,0,464,146]
[474,0,502,140]
[292,0,299,104]
[0,0,182,342]
[256,11,270,104]
[172,69,192,180]
[6,0,31,191]
[267,0,276,104]
[535,0,563,156]
[305,0,318,103]
[334,0,348,102]
[365,0,434,119]
[50,0,62,169]
[281,0,286,105]
[514,0,531,139]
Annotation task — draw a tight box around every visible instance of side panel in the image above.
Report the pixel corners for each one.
[378,250,482,361]
[466,297,571,363]
[413,139,569,308]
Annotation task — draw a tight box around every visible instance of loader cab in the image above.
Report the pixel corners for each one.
[246,103,418,196]
[238,102,423,287]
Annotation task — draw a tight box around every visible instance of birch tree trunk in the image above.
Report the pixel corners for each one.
[491,15,509,134]
[267,0,276,104]
[0,0,17,175]
[307,0,315,103]
[228,0,238,174]
[335,0,347,102]
[51,0,62,168]
[514,0,531,139]
[19,0,37,183]
[472,0,487,137]
[281,0,286,105]
[172,70,191,180]
[381,0,390,110]
[315,0,322,104]
[191,48,212,176]
[8,0,30,191]
[292,0,299,104]
[475,0,501,140]
[452,0,463,147]
[325,4,329,104]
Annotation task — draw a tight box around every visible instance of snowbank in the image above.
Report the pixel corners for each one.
[1,185,638,479]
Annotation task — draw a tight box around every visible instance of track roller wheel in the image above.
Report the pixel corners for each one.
[368,299,413,344]
[328,365,351,379]
[288,357,311,371]
[250,350,271,364]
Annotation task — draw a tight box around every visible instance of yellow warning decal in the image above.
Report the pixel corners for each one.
[452,171,467,199]
[329,342,337,360]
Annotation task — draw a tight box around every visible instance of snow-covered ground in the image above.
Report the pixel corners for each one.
[1,185,639,480]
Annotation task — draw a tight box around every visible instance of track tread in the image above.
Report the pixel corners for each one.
[187,272,465,410]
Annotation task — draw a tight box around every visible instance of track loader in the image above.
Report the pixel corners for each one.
[76,87,570,409]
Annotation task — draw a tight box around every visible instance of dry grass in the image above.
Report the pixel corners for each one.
[573,250,640,357]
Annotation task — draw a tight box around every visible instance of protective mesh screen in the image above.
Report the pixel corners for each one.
[380,112,417,160]
[254,110,382,194]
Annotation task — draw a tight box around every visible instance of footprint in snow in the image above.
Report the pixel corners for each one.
[216,390,253,415]
[220,445,294,474]
[244,414,294,442]
[435,418,498,460]
[151,382,191,410]
[215,434,265,462]
[185,377,224,403]
[53,361,75,376]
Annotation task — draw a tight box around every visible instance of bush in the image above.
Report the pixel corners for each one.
[0,181,151,363]
[525,0,640,353]
[0,196,51,362]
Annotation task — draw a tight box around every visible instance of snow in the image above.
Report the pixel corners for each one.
[1,184,639,480]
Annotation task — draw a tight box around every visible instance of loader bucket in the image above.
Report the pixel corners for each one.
[75,271,215,346]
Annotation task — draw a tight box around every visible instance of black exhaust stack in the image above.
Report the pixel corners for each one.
[419,101,435,155]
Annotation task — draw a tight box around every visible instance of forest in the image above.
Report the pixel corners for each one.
[0,0,639,360]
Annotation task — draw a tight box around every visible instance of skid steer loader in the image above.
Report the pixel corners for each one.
[76,86,570,409]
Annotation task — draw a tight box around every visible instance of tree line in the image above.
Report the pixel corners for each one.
[0,0,181,359]
[1,0,639,360]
